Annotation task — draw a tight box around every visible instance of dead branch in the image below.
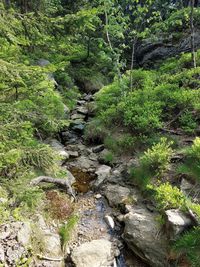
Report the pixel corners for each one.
[30,176,76,199]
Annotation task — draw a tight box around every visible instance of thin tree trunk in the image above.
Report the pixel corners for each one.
[190,0,197,68]
[104,1,121,80]
[104,6,113,51]
[130,39,136,91]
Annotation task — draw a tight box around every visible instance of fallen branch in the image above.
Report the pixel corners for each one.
[30,176,76,199]
[159,127,183,135]
[37,254,63,261]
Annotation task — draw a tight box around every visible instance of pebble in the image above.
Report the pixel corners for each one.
[95,194,102,199]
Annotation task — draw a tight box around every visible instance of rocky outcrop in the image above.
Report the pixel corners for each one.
[71,239,116,267]
[122,206,169,267]
[136,30,200,66]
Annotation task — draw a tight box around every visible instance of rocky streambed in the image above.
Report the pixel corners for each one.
[0,93,196,267]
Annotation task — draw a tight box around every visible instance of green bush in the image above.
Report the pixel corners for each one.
[104,134,135,155]
[179,110,197,134]
[150,182,186,210]
[84,119,109,143]
[141,138,173,175]
[59,215,79,250]
[130,138,173,189]
[178,137,200,183]
[174,227,200,267]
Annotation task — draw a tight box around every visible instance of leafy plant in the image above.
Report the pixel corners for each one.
[149,183,186,210]
[174,227,200,267]
[59,215,79,250]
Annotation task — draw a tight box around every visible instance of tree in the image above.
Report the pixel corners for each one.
[190,0,197,68]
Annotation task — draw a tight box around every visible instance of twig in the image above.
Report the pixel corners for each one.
[37,254,63,261]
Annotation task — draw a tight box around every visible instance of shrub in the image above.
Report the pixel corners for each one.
[59,215,79,250]
[104,134,135,155]
[141,138,173,175]
[17,187,45,211]
[150,183,186,210]
[174,227,200,267]
[84,119,108,143]
[122,90,163,133]
[179,110,197,134]
[130,138,173,189]
[178,138,200,183]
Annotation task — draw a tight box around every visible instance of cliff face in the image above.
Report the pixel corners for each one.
[136,30,200,67]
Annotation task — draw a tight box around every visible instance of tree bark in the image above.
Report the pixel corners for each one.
[190,0,197,68]
[30,176,76,198]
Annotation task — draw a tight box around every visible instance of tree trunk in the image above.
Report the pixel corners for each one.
[190,0,197,68]
[130,39,136,91]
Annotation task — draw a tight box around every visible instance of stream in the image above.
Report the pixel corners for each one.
[58,93,148,267]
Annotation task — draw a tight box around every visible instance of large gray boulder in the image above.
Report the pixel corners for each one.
[104,184,138,207]
[71,239,114,267]
[123,206,169,267]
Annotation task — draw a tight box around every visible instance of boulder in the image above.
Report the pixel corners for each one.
[43,232,62,258]
[76,106,88,115]
[72,123,85,133]
[104,184,136,207]
[71,113,86,120]
[123,206,169,267]
[93,165,111,189]
[60,131,79,145]
[71,239,114,267]
[71,156,97,172]
[165,209,195,239]
[36,59,50,67]
[67,150,79,158]
[48,139,69,160]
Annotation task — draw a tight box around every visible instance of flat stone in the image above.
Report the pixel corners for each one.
[72,124,85,133]
[77,100,86,105]
[67,151,79,158]
[71,239,113,267]
[76,106,88,115]
[71,113,86,120]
